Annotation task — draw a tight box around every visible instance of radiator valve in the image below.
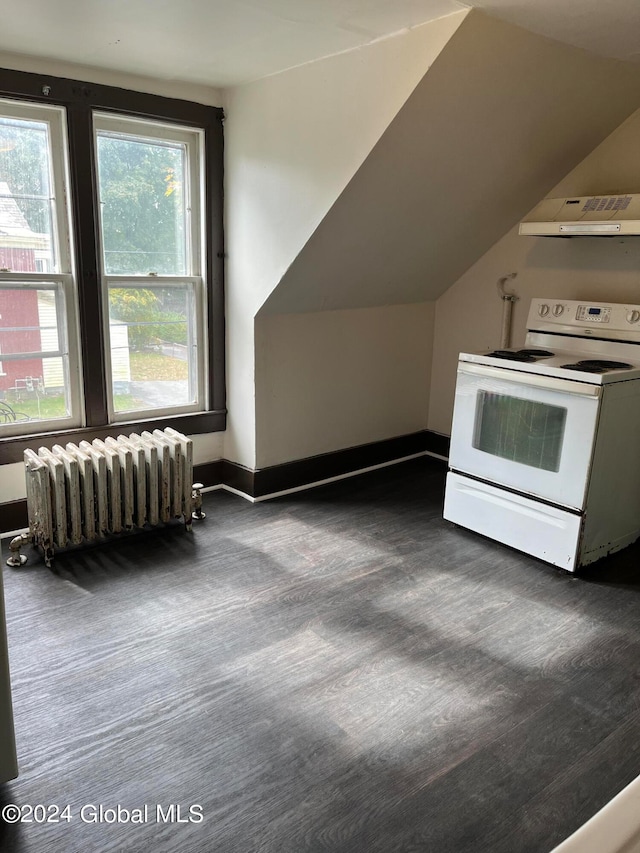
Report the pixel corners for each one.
[6,532,30,567]
[192,483,206,520]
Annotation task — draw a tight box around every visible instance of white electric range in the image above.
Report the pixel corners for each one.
[444,298,640,572]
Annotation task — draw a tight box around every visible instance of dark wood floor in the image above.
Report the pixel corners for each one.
[2,456,640,852]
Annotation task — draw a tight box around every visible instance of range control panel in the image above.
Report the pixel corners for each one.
[575,305,611,323]
[528,298,640,337]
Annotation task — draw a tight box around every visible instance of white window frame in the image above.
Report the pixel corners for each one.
[93,113,208,422]
[0,98,83,437]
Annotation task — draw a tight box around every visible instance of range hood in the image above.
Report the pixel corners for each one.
[520,194,640,236]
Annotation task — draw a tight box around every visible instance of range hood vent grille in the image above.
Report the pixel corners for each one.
[520,194,640,236]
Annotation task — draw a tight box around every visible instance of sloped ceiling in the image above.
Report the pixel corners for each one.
[3,1,640,87]
[0,0,466,88]
[470,0,640,63]
[260,11,640,315]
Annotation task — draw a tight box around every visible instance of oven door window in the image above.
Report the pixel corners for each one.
[473,391,567,472]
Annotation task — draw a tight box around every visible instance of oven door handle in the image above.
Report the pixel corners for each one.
[457,363,601,398]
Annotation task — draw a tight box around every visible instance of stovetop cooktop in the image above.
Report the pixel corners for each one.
[485,349,633,373]
[485,348,554,363]
[560,359,633,374]
[461,346,640,384]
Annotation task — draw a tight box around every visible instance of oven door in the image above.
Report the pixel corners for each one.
[448,362,601,511]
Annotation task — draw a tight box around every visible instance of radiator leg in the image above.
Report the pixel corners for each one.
[6,533,30,567]
[191,483,206,521]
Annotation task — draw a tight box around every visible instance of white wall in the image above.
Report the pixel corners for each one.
[231,9,640,471]
[223,11,467,468]
[255,304,433,468]
[429,107,640,437]
[1,464,24,507]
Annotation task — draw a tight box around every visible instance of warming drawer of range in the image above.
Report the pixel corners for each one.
[443,472,581,572]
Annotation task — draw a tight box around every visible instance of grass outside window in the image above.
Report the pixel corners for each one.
[3,352,187,422]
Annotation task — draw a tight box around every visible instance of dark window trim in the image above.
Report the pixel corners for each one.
[0,66,226,456]
[0,410,226,466]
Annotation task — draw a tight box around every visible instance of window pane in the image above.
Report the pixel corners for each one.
[473,391,567,472]
[0,288,60,353]
[0,116,56,273]
[3,359,68,422]
[108,285,197,414]
[97,133,187,275]
[0,286,70,424]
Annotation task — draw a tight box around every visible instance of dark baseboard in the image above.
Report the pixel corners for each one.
[219,459,255,497]
[251,430,448,498]
[1,500,28,534]
[0,430,450,533]
[192,460,223,491]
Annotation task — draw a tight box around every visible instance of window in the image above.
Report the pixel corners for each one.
[0,100,80,435]
[0,70,224,455]
[95,115,206,421]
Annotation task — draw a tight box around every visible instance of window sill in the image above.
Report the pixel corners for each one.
[0,409,226,465]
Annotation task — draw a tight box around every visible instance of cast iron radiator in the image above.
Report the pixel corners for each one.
[9,427,203,567]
